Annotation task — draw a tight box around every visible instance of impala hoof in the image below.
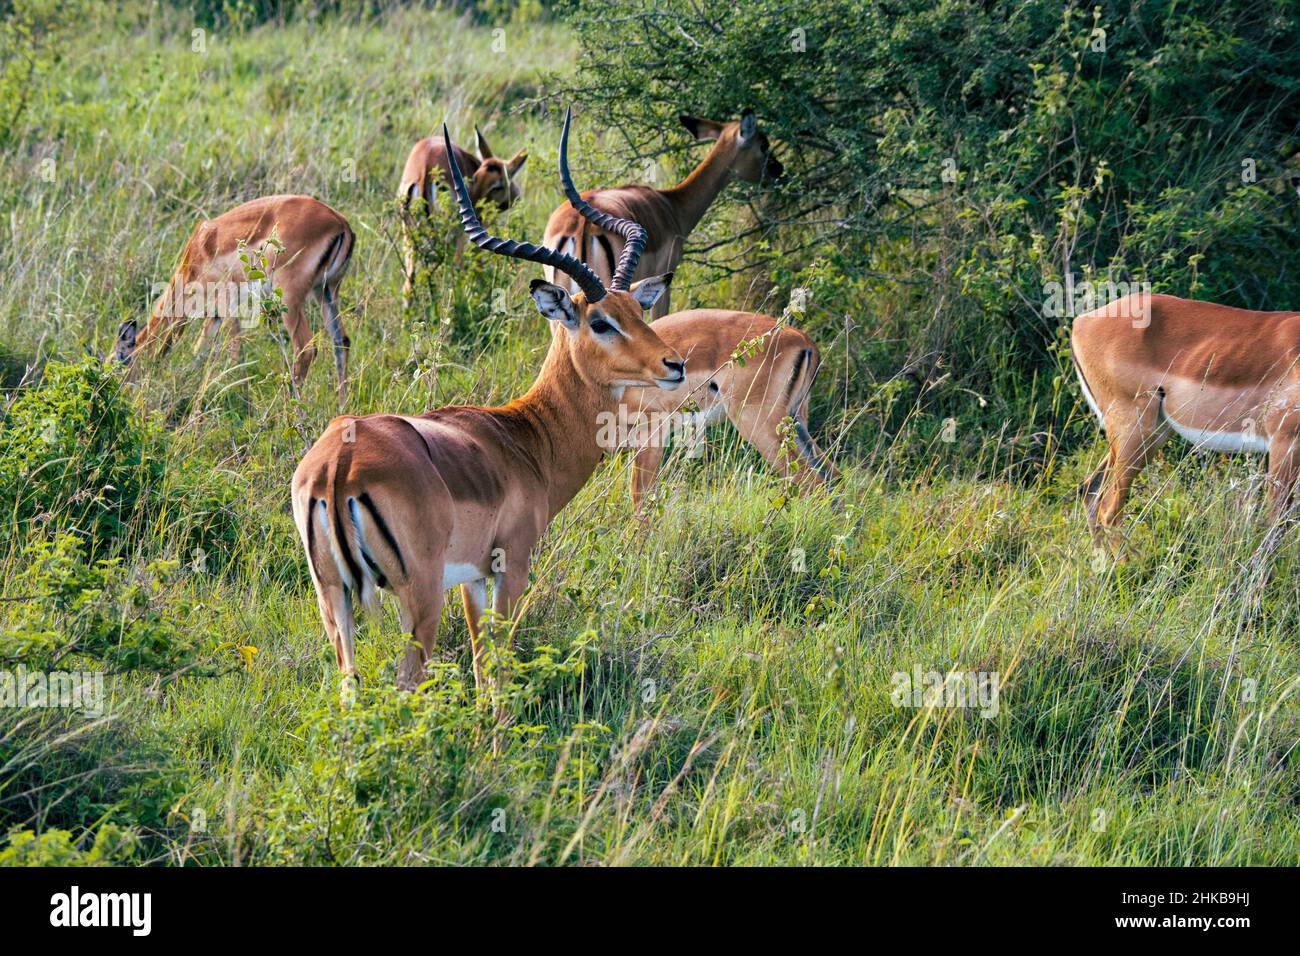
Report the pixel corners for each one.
[340,673,359,707]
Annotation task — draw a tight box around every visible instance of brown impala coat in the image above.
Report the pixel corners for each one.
[621,310,836,508]
[542,112,781,319]
[116,194,354,403]
[295,109,685,699]
[291,278,682,694]
[398,130,527,309]
[397,131,526,213]
[1072,292,1300,548]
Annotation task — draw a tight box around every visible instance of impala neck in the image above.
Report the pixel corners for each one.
[663,135,739,235]
[512,326,616,518]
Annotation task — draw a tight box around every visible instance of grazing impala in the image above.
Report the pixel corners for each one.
[1072,292,1300,550]
[115,194,354,404]
[292,117,683,696]
[542,109,781,319]
[398,126,527,309]
[620,310,837,510]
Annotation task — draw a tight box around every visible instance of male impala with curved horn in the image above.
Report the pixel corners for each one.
[542,109,781,319]
[292,114,683,696]
[1072,292,1300,550]
[619,310,837,510]
[398,126,527,310]
[115,194,354,404]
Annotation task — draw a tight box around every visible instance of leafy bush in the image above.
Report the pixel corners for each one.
[0,823,138,865]
[568,0,1300,461]
[0,532,214,839]
[260,641,594,865]
[0,357,241,561]
[0,359,159,553]
[2,531,208,675]
[0,0,79,149]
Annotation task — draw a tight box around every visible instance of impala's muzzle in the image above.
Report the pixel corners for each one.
[656,357,686,390]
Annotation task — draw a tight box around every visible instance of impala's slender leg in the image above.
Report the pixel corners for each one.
[223,316,244,370]
[1079,451,1110,518]
[133,292,189,365]
[1266,424,1300,521]
[199,314,222,347]
[733,403,795,475]
[314,590,347,669]
[482,558,530,727]
[396,580,445,693]
[319,282,349,407]
[630,441,665,514]
[459,579,489,695]
[492,560,530,658]
[1084,442,1119,546]
[282,297,315,398]
[730,402,831,494]
[400,190,420,314]
[796,396,836,489]
[1091,395,1170,552]
[312,581,357,701]
[458,563,526,709]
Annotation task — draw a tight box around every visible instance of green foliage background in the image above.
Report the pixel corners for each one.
[567,0,1300,459]
[0,0,1295,865]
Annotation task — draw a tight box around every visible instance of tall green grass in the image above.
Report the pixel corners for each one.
[0,3,1295,865]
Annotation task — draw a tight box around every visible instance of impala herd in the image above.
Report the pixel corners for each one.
[112,104,1300,699]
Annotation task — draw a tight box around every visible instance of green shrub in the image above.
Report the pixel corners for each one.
[1,531,209,675]
[260,641,594,865]
[0,357,241,561]
[0,358,159,553]
[568,0,1300,466]
[0,532,215,839]
[0,823,138,865]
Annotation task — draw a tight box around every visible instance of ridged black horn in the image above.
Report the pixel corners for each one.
[558,108,648,292]
[444,122,607,303]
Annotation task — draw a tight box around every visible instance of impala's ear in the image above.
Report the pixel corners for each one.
[507,148,528,176]
[739,109,758,143]
[680,115,724,142]
[629,273,672,310]
[474,126,494,161]
[530,279,578,326]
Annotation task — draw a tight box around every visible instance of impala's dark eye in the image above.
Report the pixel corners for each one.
[589,318,615,335]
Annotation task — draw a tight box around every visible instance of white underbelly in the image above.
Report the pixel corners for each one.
[1074,363,1105,426]
[1165,416,1270,454]
[442,562,484,590]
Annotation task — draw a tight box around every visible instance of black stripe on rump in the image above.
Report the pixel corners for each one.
[784,348,809,409]
[358,491,407,576]
[313,233,343,282]
[348,498,389,590]
[333,502,363,590]
[305,497,323,581]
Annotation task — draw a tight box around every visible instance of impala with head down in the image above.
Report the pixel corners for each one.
[398,125,527,310]
[293,114,683,697]
[543,109,781,319]
[115,194,354,405]
[1072,292,1300,551]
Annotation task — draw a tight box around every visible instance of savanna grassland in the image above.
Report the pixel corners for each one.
[0,1,1298,865]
